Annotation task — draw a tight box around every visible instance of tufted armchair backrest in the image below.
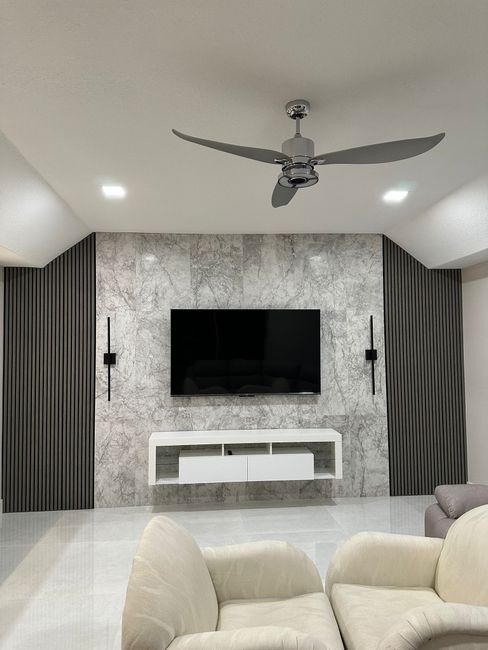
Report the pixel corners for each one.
[122,516,218,650]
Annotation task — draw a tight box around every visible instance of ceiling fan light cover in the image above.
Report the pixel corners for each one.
[278,163,319,188]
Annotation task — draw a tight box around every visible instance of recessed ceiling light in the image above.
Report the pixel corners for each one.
[102,185,126,199]
[383,189,409,203]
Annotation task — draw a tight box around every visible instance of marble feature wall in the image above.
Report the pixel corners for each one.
[95,233,388,507]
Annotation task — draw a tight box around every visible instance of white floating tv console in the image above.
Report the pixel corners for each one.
[148,428,342,486]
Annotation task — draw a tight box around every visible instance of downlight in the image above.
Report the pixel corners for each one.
[383,189,408,203]
[102,185,127,199]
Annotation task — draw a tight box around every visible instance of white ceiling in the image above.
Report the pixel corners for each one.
[1,0,488,267]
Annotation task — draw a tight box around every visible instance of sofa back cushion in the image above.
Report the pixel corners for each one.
[435,505,488,606]
[122,516,218,650]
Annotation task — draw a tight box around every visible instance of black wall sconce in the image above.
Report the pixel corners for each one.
[365,314,378,395]
[103,316,116,401]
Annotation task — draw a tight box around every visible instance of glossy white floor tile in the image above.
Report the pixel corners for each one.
[0,495,434,649]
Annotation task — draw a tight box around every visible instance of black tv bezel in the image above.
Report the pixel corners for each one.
[170,308,321,397]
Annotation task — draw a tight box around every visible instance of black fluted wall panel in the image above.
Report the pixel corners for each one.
[383,236,467,496]
[2,234,95,512]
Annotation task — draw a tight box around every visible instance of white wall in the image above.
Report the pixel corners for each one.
[463,261,488,484]
[0,132,90,267]
[387,172,488,269]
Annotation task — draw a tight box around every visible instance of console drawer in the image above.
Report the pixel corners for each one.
[247,447,314,481]
[179,450,247,484]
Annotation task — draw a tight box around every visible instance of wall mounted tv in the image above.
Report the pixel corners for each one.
[170,309,321,396]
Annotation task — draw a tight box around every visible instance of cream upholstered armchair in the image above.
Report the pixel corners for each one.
[326,505,488,650]
[122,515,344,650]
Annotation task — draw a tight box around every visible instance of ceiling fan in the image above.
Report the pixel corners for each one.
[173,100,445,208]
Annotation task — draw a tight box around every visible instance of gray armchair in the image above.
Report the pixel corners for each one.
[425,483,488,538]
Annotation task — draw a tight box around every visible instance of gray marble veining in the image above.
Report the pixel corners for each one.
[95,233,388,507]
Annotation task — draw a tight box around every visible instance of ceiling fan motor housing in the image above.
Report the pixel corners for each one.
[282,135,314,159]
[278,135,319,188]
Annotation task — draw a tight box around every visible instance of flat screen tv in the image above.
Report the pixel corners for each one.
[171,309,321,396]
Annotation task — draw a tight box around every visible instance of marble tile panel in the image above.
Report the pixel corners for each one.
[136,233,193,315]
[341,234,384,307]
[95,430,137,509]
[242,234,347,311]
[95,232,138,312]
[348,414,390,497]
[95,233,388,506]
[190,235,243,308]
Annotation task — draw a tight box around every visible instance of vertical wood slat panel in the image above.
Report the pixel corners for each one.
[1,234,95,512]
[383,236,467,495]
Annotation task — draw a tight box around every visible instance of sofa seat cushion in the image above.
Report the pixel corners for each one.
[218,592,344,650]
[331,584,442,650]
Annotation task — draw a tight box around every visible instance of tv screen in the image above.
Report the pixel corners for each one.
[171,309,321,396]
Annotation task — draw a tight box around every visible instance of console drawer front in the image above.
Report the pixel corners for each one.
[179,451,247,484]
[247,447,314,482]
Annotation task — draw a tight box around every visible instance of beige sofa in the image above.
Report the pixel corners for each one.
[122,506,488,650]
[326,505,488,649]
[122,515,344,650]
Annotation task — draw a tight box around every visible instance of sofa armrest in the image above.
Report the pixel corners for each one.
[378,603,488,650]
[325,532,443,595]
[435,484,488,519]
[424,503,453,539]
[202,541,324,602]
[168,626,328,650]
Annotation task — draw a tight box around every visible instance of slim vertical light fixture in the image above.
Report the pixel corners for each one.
[103,316,117,401]
[365,315,378,395]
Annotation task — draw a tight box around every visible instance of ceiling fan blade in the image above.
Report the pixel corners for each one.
[172,129,289,164]
[272,182,298,208]
[312,132,445,165]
